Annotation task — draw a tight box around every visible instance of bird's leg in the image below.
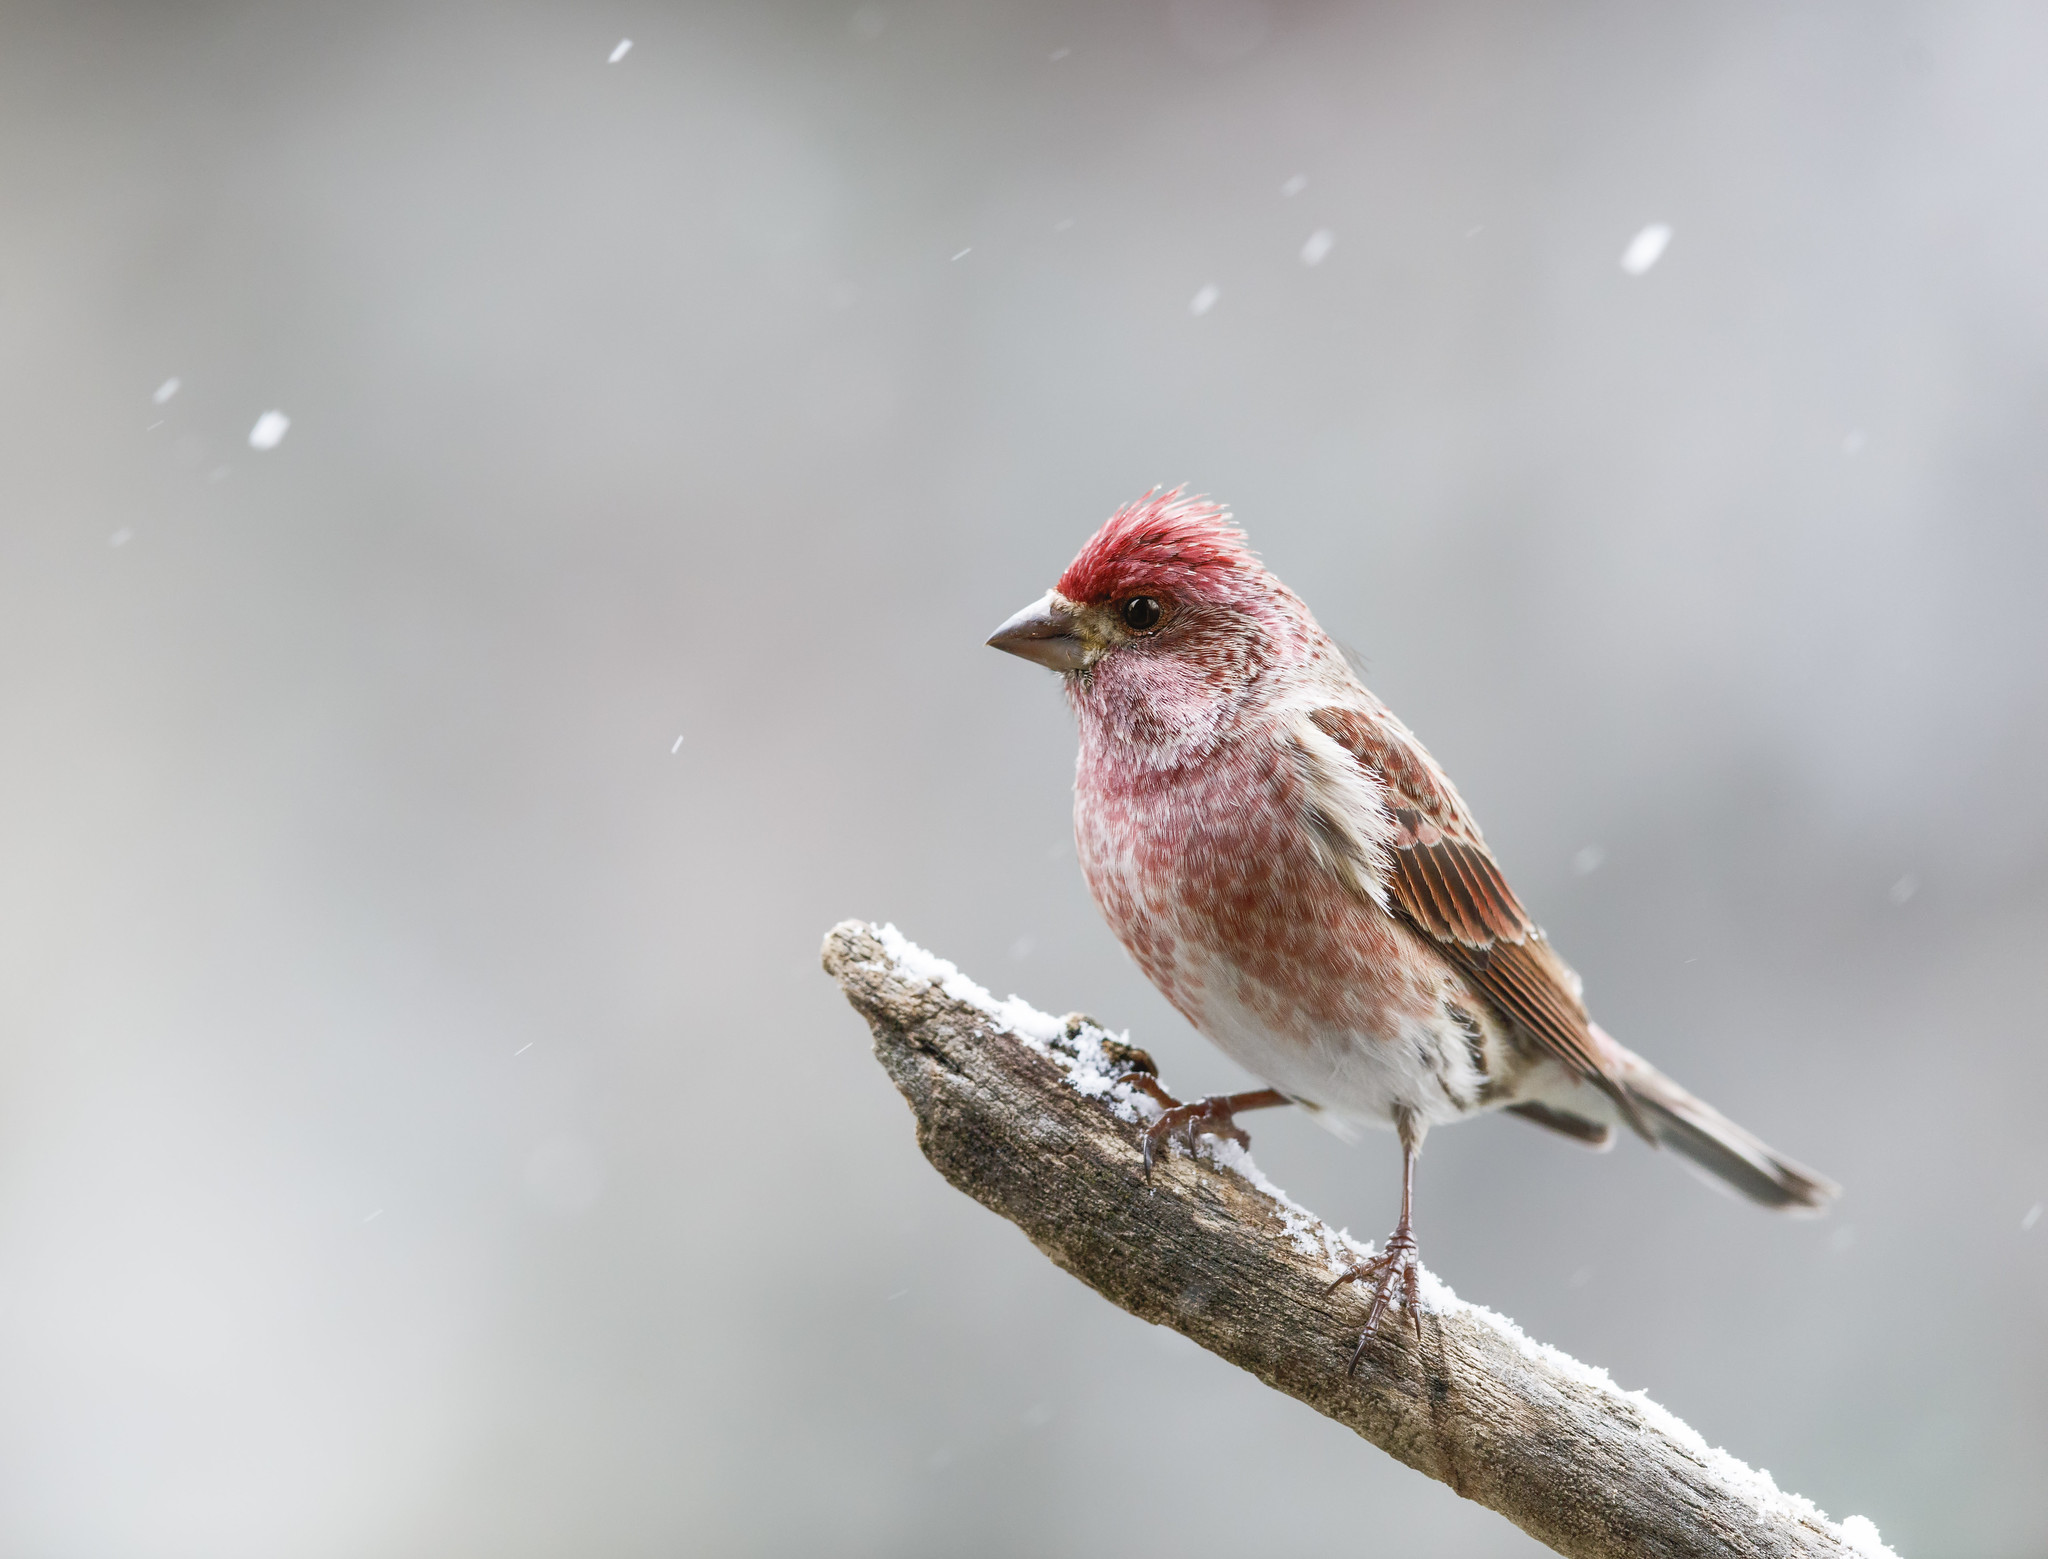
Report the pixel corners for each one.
[1115,1075,1291,1177]
[1325,1116,1426,1371]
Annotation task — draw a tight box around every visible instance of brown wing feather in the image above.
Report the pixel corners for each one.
[1309,707,1648,1135]
[1395,834,1479,943]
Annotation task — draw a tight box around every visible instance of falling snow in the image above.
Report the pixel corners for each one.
[2024,1203,2042,1232]
[1280,173,1307,197]
[608,38,632,63]
[1621,223,1673,275]
[1572,845,1606,876]
[1189,283,1220,316]
[152,377,180,404]
[248,410,291,450]
[1888,874,1918,906]
[1300,229,1335,266]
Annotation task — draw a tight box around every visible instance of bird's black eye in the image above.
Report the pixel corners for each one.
[1120,596,1162,632]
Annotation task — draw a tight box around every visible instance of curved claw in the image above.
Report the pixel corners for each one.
[1328,1225,1424,1372]
[1140,1095,1251,1178]
[1114,1078,1290,1180]
[1116,1074,1177,1178]
[1347,1327,1376,1377]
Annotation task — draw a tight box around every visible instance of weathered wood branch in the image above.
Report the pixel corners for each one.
[823,919,1893,1559]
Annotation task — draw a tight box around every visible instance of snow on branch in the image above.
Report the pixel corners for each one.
[822,919,1896,1559]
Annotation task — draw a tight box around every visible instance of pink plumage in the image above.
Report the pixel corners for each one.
[988,488,1838,1361]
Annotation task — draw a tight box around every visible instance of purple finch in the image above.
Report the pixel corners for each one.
[988,490,1838,1366]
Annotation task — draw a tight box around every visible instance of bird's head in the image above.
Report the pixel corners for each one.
[989,490,1326,750]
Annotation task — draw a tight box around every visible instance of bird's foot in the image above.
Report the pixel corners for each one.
[1324,1218,1424,1370]
[1117,1075,1255,1177]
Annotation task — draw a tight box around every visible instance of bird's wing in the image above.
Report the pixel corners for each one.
[1305,706,1647,1134]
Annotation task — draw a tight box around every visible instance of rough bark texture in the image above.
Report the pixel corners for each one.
[823,919,1878,1559]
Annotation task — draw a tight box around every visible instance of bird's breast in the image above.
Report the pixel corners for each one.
[1074,733,1439,1054]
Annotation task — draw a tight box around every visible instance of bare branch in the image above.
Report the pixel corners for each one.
[822,920,1892,1559]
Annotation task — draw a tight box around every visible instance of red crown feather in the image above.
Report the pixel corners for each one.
[1056,489,1260,606]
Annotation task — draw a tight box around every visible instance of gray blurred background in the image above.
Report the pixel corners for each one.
[2,1,2044,1554]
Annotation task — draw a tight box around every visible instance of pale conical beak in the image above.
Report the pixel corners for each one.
[986,590,1089,672]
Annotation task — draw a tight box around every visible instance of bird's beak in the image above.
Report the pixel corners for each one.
[987,591,1089,672]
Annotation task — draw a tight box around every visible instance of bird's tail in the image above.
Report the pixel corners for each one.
[1594,1025,1840,1213]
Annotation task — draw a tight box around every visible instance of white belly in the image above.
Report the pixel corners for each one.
[1178,944,1496,1131]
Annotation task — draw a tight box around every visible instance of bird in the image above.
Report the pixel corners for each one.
[986,489,1839,1370]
